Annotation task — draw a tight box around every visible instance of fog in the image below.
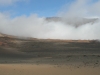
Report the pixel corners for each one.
[0,0,100,40]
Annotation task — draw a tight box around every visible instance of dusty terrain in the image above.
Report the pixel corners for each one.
[0,33,100,75]
[0,64,100,75]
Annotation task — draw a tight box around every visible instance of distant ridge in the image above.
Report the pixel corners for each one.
[45,17,99,27]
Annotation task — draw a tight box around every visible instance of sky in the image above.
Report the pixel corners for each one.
[0,0,100,40]
[0,0,75,17]
[0,0,98,17]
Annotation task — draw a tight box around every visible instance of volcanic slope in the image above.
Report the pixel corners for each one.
[0,33,100,67]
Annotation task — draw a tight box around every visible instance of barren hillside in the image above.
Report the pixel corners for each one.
[0,33,100,66]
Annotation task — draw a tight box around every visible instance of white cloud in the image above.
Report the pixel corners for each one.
[89,1,100,17]
[58,0,100,18]
[0,12,100,40]
[0,0,100,40]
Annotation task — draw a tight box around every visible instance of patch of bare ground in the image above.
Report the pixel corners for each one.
[0,64,100,75]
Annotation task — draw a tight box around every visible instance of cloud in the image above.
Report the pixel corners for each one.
[0,0,28,6]
[0,0,100,40]
[58,0,100,18]
[0,12,100,40]
[89,0,100,17]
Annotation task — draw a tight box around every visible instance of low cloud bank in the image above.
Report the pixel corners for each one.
[0,0,100,40]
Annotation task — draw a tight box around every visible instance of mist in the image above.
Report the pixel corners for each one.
[0,0,100,40]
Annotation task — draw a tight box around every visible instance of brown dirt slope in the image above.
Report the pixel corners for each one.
[0,33,100,66]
